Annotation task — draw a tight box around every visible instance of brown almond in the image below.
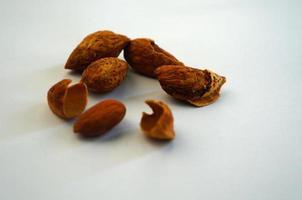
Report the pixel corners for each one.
[65,30,130,71]
[81,57,128,93]
[140,100,175,140]
[155,65,226,107]
[74,99,126,137]
[47,79,88,119]
[124,38,183,78]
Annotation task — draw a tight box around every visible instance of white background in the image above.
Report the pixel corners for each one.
[0,0,301,199]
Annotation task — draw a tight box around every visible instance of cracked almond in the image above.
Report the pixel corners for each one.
[140,100,175,140]
[155,65,226,107]
[47,79,88,119]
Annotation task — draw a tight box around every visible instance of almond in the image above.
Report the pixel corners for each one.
[155,65,226,107]
[65,30,130,71]
[81,57,128,93]
[124,38,183,78]
[74,99,126,137]
[47,79,88,119]
[140,100,175,140]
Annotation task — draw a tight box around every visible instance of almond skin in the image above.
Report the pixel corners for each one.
[81,57,128,93]
[74,99,126,137]
[140,100,175,140]
[65,30,130,71]
[47,79,88,119]
[124,38,183,78]
[155,65,226,107]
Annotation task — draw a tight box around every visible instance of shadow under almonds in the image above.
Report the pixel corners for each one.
[143,136,175,148]
[71,118,173,171]
[160,94,196,108]
[0,65,84,141]
[1,103,67,140]
[66,69,83,77]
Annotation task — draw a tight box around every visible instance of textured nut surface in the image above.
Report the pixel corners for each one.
[74,99,126,137]
[155,65,226,107]
[47,79,88,119]
[65,30,130,71]
[81,57,128,93]
[124,38,183,78]
[140,100,175,140]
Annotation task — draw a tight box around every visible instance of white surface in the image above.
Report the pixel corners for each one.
[0,0,301,199]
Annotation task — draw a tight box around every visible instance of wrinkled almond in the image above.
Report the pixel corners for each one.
[81,57,128,93]
[65,30,130,71]
[124,38,183,78]
[140,100,175,140]
[74,99,126,137]
[47,79,88,119]
[155,65,226,107]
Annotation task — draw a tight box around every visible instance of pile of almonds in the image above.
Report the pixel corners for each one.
[47,30,226,140]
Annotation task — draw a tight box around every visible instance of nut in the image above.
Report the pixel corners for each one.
[124,38,183,78]
[140,100,175,140]
[65,30,130,71]
[47,79,88,119]
[74,99,126,137]
[155,65,226,107]
[81,57,128,93]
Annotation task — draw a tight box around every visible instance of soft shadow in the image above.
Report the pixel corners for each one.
[128,68,155,81]
[19,65,82,96]
[66,69,83,77]
[54,120,172,178]
[216,89,232,103]
[1,103,66,140]
[160,89,231,109]
[160,94,197,108]
[19,124,173,186]
[1,65,83,141]
[143,136,175,148]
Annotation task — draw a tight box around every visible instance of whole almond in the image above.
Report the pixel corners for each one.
[81,57,128,93]
[65,30,130,71]
[155,65,226,107]
[74,99,126,137]
[124,38,183,78]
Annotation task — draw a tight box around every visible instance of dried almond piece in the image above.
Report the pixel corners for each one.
[47,79,88,119]
[155,65,226,107]
[124,38,183,78]
[81,57,128,93]
[65,30,130,71]
[140,100,175,140]
[74,99,126,137]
